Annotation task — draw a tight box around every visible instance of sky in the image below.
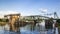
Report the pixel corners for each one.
[0,0,60,18]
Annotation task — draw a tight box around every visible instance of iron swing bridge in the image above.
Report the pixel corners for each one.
[3,12,59,34]
[23,12,59,21]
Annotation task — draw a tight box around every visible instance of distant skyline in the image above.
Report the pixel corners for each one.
[0,0,60,18]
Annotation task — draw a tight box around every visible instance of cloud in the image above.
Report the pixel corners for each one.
[5,11,19,15]
[39,8,48,13]
[0,10,34,17]
[0,10,20,18]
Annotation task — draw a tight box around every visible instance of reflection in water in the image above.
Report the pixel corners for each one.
[0,22,58,34]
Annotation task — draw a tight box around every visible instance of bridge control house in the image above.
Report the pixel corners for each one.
[4,14,20,32]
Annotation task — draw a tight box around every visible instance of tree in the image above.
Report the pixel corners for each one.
[56,19,60,23]
[6,19,9,22]
[0,19,2,22]
[56,19,60,26]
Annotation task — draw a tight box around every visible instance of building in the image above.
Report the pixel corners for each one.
[4,14,20,32]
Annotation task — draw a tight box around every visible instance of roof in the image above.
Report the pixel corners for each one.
[4,14,20,17]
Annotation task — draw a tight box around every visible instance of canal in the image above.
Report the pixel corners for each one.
[0,22,58,34]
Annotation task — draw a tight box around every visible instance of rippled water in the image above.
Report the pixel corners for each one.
[0,22,58,34]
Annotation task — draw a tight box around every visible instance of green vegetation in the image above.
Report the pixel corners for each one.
[0,19,9,26]
[56,19,60,28]
[56,19,60,23]
[0,19,9,22]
